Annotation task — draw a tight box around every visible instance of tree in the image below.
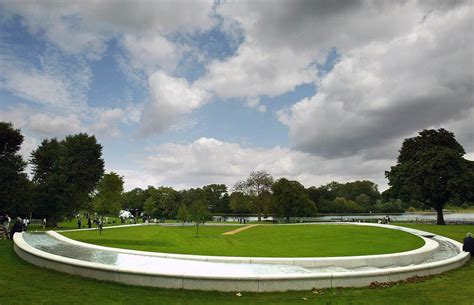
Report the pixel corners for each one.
[203,184,229,213]
[144,186,179,219]
[176,204,189,227]
[188,200,210,237]
[234,170,273,221]
[31,134,104,225]
[229,191,251,215]
[123,188,146,211]
[385,129,472,225]
[272,178,316,222]
[0,122,30,216]
[93,172,124,218]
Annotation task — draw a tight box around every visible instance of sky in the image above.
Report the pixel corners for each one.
[0,0,472,191]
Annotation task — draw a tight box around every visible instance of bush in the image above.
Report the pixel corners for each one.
[461,203,469,209]
[407,206,416,212]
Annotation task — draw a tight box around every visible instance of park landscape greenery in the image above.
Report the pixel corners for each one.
[0,224,472,305]
[1,121,473,226]
[61,224,425,257]
[1,121,474,303]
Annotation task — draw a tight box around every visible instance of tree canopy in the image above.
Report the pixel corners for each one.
[385,128,473,224]
[272,178,316,222]
[30,134,104,225]
[0,122,30,215]
[93,172,124,217]
[234,170,273,220]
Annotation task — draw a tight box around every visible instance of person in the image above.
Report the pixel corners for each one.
[3,214,11,238]
[98,219,103,235]
[42,218,47,229]
[463,232,474,256]
[77,218,82,229]
[10,217,23,239]
[87,217,92,228]
[22,218,29,232]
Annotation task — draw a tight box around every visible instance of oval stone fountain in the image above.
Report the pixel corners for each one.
[13,223,470,292]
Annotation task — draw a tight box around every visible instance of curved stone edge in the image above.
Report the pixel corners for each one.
[50,223,438,268]
[13,227,471,292]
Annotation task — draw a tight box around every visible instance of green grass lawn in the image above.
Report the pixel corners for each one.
[1,224,473,305]
[27,215,129,232]
[61,224,425,257]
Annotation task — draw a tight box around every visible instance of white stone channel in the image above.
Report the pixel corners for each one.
[13,223,470,292]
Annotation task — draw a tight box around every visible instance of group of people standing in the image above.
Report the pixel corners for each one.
[1,214,29,240]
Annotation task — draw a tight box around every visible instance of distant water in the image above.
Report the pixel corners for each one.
[214,213,474,223]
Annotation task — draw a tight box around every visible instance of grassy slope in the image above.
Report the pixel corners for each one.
[0,224,472,305]
[62,224,424,257]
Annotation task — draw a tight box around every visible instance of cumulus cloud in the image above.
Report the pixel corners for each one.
[197,0,431,102]
[122,137,393,191]
[139,71,211,136]
[0,106,83,138]
[196,42,316,98]
[121,34,183,74]
[278,3,473,158]
[1,0,215,59]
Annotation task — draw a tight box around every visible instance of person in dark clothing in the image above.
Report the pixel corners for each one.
[87,217,92,228]
[77,218,82,229]
[463,232,474,256]
[10,218,23,239]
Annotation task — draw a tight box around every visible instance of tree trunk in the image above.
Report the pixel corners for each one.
[285,215,290,223]
[436,207,446,225]
[196,223,199,237]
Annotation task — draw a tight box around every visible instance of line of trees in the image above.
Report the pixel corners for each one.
[1,121,473,225]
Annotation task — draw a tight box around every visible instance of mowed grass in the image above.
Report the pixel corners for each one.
[61,224,425,257]
[0,224,473,305]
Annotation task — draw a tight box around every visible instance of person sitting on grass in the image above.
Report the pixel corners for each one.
[463,232,474,256]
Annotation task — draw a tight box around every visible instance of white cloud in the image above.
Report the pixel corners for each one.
[196,42,316,99]
[1,0,215,59]
[0,47,92,112]
[28,113,83,137]
[278,3,473,158]
[139,71,211,136]
[197,0,434,103]
[119,137,393,191]
[121,33,184,75]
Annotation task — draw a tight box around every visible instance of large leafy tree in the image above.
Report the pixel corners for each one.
[93,172,124,218]
[123,188,146,211]
[203,184,229,213]
[31,134,104,225]
[234,170,273,221]
[0,122,30,215]
[272,178,317,222]
[143,186,179,219]
[229,191,251,216]
[385,129,472,225]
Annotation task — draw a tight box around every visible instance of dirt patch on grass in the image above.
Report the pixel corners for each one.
[222,224,259,235]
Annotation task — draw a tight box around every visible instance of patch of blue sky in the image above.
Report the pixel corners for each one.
[86,39,145,109]
[173,99,290,148]
[0,15,47,70]
[0,90,33,109]
[172,21,243,81]
[317,48,340,77]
